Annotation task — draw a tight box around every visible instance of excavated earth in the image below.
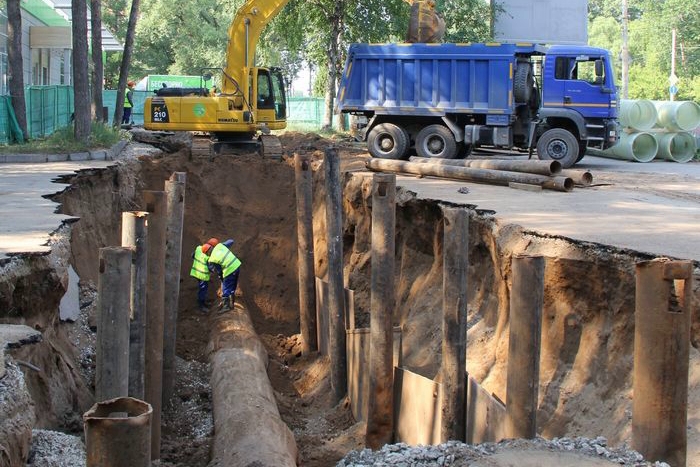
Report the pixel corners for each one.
[1,131,699,466]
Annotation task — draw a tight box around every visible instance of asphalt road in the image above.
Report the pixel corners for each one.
[391,154,700,262]
[0,160,113,262]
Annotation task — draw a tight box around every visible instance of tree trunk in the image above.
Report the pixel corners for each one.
[91,0,105,123]
[322,1,344,130]
[72,0,91,142]
[114,0,141,127]
[7,0,28,141]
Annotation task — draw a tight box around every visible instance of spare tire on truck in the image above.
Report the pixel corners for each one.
[514,63,534,104]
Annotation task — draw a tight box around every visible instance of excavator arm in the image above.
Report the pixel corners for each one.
[222,0,290,95]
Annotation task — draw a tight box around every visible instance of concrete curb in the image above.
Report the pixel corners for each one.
[0,139,128,164]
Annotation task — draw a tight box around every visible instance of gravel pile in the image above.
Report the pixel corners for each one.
[27,430,85,467]
[337,437,671,467]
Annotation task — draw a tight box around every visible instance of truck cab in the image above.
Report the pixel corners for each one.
[536,45,619,164]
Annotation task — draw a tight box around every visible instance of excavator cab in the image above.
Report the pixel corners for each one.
[252,67,287,124]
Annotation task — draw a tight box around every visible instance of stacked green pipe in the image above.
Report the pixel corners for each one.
[597,99,700,163]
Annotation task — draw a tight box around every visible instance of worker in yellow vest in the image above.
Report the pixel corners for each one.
[189,244,211,312]
[202,237,242,313]
[122,81,135,125]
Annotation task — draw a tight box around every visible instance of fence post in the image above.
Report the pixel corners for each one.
[632,259,692,467]
[324,147,347,403]
[366,173,396,449]
[505,254,544,439]
[440,206,469,442]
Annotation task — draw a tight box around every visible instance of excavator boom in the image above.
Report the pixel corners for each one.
[224,0,290,95]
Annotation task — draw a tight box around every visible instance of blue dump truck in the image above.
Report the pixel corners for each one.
[337,43,619,168]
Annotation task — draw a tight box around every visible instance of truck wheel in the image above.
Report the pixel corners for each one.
[536,128,579,168]
[415,124,457,159]
[367,123,409,159]
[514,63,534,104]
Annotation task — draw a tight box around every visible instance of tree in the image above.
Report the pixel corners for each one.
[72,0,91,142]
[114,0,141,126]
[91,0,105,122]
[6,0,28,141]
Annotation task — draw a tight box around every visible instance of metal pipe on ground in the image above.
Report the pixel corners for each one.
[295,154,318,355]
[558,169,593,186]
[366,173,396,449]
[208,304,298,467]
[83,397,152,467]
[408,156,562,176]
[121,211,149,400]
[368,159,573,192]
[632,259,693,467]
[325,147,348,402]
[440,206,469,442]
[142,190,167,460]
[505,255,544,440]
[163,172,186,402]
[95,247,132,402]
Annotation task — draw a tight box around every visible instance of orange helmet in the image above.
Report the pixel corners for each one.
[201,243,213,255]
[207,237,219,247]
[127,80,135,87]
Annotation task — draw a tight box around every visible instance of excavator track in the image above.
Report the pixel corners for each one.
[259,134,284,160]
[189,134,285,159]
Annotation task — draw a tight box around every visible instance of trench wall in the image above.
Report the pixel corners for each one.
[3,146,699,454]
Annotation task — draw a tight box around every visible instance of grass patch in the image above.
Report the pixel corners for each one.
[0,122,126,154]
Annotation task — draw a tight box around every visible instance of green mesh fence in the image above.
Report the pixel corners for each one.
[25,86,73,139]
[0,97,10,144]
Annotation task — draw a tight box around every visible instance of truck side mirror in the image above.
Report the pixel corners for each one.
[594,60,604,84]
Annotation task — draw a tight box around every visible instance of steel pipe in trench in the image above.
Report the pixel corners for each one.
[632,259,693,467]
[208,304,298,467]
[368,159,573,192]
[83,397,152,467]
[408,156,562,176]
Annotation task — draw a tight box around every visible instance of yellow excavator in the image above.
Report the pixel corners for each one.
[143,0,289,155]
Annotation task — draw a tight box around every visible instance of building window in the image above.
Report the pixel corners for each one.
[31,48,50,85]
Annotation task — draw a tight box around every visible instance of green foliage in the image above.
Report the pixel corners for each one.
[0,123,125,154]
[588,0,700,101]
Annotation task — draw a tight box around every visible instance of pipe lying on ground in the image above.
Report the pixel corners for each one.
[596,132,658,163]
[653,100,700,132]
[653,131,696,163]
[208,304,298,467]
[408,156,562,176]
[620,99,658,131]
[559,169,593,186]
[367,159,573,192]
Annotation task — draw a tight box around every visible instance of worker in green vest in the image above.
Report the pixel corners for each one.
[202,237,242,313]
[122,81,135,125]
[190,244,211,312]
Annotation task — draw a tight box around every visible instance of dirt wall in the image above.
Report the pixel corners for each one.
[7,133,697,462]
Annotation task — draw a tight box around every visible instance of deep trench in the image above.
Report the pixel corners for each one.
[3,135,700,466]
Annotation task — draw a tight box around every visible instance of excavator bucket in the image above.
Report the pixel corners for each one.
[406,0,445,43]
